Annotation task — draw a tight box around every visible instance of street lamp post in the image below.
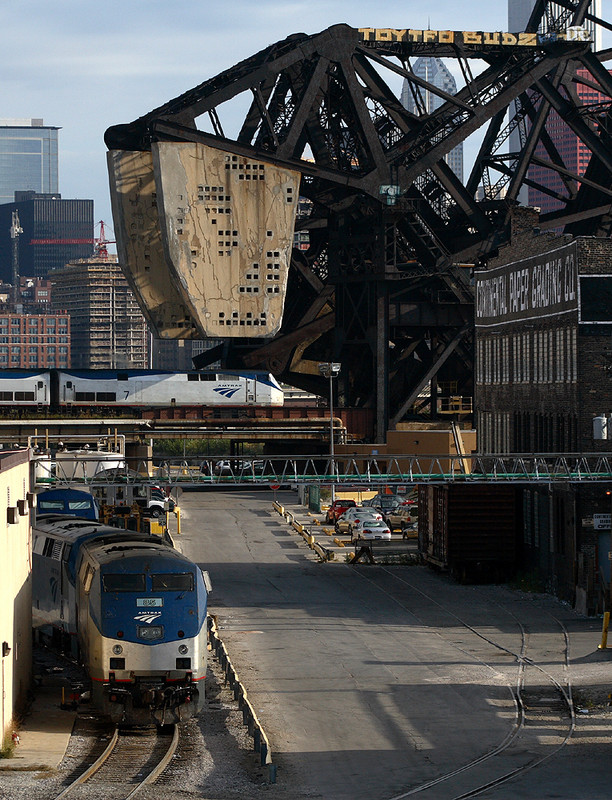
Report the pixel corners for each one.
[318,362,341,503]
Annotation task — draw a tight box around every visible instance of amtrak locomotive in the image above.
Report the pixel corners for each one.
[32,514,211,725]
[0,368,284,410]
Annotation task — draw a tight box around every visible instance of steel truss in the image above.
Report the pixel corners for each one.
[106,2,612,438]
[36,453,612,489]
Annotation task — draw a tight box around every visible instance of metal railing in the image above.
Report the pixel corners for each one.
[32,452,612,488]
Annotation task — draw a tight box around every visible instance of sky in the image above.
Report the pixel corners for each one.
[2,1,608,246]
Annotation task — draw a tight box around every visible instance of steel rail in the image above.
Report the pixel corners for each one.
[54,725,119,798]
[53,725,178,800]
[353,568,575,800]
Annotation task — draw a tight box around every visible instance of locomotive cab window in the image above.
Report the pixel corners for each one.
[151,573,194,591]
[68,500,95,512]
[38,500,65,511]
[102,573,146,592]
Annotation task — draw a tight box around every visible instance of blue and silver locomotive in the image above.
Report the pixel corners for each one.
[32,515,211,725]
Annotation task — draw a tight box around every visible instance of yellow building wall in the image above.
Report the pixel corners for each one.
[0,451,32,744]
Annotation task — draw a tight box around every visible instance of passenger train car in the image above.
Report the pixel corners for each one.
[32,514,211,725]
[0,368,284,410]
[0,369,51,405]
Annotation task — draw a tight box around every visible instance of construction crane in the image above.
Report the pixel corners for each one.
[93,220,115,259]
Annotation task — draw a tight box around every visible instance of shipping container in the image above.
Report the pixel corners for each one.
[419,485,521,582]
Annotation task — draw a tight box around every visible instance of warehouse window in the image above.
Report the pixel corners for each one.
[579,275,612,322]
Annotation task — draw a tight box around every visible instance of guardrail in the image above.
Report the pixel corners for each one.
[33,452,612,488]
[207,615,276,783]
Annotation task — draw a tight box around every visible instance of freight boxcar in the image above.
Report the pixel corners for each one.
[418,485,521,582]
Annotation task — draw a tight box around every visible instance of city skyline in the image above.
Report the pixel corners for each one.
[2,2,609,234]
[0,2,513,233]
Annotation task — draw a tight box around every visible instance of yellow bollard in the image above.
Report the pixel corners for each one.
[176,507,181,535]
[598,611,610,650]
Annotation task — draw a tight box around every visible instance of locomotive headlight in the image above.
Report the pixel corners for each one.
[112,644,123,655]
[178,644,189,655]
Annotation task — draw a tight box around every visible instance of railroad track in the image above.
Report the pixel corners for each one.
[353,568,575,800]
[54,724,178,800]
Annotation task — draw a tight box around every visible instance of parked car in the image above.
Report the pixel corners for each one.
[335,507,383,534]
[365,495,404,514]
[384,503,418,533]
[325,498,357,524]
[350,518,392,542]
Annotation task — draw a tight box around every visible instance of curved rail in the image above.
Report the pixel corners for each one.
[351,568,575,800]
[55,726,119,799]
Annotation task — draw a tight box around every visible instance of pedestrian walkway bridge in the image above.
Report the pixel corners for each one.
[34,453,612,489]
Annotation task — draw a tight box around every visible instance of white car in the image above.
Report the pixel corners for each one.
[335,507,383,534]
[350,518,391,542]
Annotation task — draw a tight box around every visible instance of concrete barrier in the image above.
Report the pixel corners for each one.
[207,616,275,782]
[273,503,331,561]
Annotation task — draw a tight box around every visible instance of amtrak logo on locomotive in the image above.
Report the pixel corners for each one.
[134,611,162,624]
[213,385,241,398]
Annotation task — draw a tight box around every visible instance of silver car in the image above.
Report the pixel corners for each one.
[335,507,383,534]
[350,518,392,542]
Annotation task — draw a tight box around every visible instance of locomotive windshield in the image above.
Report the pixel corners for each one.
[151,573,194,591]
[102,573,146,592]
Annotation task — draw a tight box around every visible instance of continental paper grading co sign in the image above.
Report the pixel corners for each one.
[358,28,591,46]
[474,242,579,328]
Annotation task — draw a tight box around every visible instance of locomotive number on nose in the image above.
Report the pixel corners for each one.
[137,598,163,607]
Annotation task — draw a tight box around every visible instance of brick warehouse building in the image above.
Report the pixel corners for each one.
[475,210,612,613]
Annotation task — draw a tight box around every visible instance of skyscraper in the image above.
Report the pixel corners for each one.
[0,192,94,281]
[401,58,463,181]
[0,119,59,205]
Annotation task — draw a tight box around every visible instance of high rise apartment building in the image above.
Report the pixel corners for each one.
[0,119,59,205]
[50,257,149,369]
[401,58,463,181]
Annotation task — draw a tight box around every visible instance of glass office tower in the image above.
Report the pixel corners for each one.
[0,119,59,205]
[401,59,463,182]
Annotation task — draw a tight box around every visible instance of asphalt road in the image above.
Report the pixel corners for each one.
[175,488,612,800]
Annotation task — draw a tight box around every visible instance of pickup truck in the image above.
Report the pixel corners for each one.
[325,498,357,524]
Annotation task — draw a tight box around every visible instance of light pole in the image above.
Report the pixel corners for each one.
[318,362,341,503]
